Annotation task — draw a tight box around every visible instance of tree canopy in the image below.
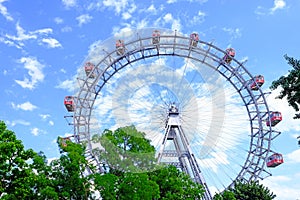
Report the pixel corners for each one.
[1,122,278,199]
[270,54,300,119]
[213,180,276,200]
[93,125,205,199]
[94,125,157,173]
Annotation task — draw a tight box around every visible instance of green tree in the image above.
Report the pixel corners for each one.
[270,54,300,119]
[213,190,236,200]
[0,121,37,199]
[50,139,94,200]
[97,125,157,173]
[94,125,205,199]
[214,180,276,200]
[30,151,58,200]
[149,165,205,200]
[117,172,160,200]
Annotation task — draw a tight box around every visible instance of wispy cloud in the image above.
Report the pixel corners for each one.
[102,0,132,15]
[15,57,45,90]
[255,0,287,15]
[76,14,93,26]
[55,78,77,92]
[54,17,63,24]
[1,23,62,49]
[62,0,77,9]
[7,119,30,126]
[286,149,300,164]
[11,101,37,111]
[222,27,242,40]
[40,38,62,48]
[31,127,46,136]
[270,0,286,14]
[262,174,300,200]
[162,13,181,31]
[0,0,13,21]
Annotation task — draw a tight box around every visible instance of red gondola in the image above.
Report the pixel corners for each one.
[190,32,199,47]
[64,96,75,112]
[266,111,282,127]
[84,62,95,78]
[116,39,125,55]
[152,30,160,44]
[250,75,265,90]
[266,153,284,168]
[59,136,72,147]
[222,48,235,64]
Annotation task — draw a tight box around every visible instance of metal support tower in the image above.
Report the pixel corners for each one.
[157,103,212,200]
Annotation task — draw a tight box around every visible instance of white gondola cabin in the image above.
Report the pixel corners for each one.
[152,30,160,44]
[266,111,282,127]
[190,32,199,47]
[116,39,125,55]
[266,153,284,168]
[84,62,95,78]
[223,48,235,64]
[250,75,265,90]
[64,96,75,112]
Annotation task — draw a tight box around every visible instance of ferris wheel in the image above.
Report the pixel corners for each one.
[63,28,283,198]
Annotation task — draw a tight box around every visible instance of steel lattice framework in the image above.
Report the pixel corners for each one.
[67,29,281,197]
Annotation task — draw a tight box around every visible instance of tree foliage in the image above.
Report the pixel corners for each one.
[0,121,94,199]
[270,54,300,119]
[1,121,278,200]
[96,125,157,173]
[214,180,276,200]
[94,125,205,199]
[0,121,37,199]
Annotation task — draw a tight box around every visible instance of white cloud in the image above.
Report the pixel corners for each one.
[41,38,62,48]
[15,57,45,90]
[163,13,173,23]
[62,0,76,8]
[163,13,181,31]
[7,119,30,126]
[39,114,54,126]
[122,12,131,20]
[270,0,286,14]
[31,28,52,35]
[262,175,300,200]
[146,4,156,13]
[255,0,287,16]
[61,26,72,32]
[102,0,131,15]
[0,0,13,21]
[40,114,50,120]
[6,23,37,42]
[266,87,300,132]
[167,0,177,3]
[286,149,300,164]
[54,17,63,24]
[55,78,76,92]
[3,23,60,49]
[11,101,37,111]
[31,127,40,136]
[76,14,93,26]
[60,68,66,73]
[222,27,242,39]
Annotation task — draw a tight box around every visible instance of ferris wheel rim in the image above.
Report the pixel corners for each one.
[73,28,278,191]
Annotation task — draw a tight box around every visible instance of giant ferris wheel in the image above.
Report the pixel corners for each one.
[63,28,283,199]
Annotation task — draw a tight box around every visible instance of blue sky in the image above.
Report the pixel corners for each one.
[1,0,300,199]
